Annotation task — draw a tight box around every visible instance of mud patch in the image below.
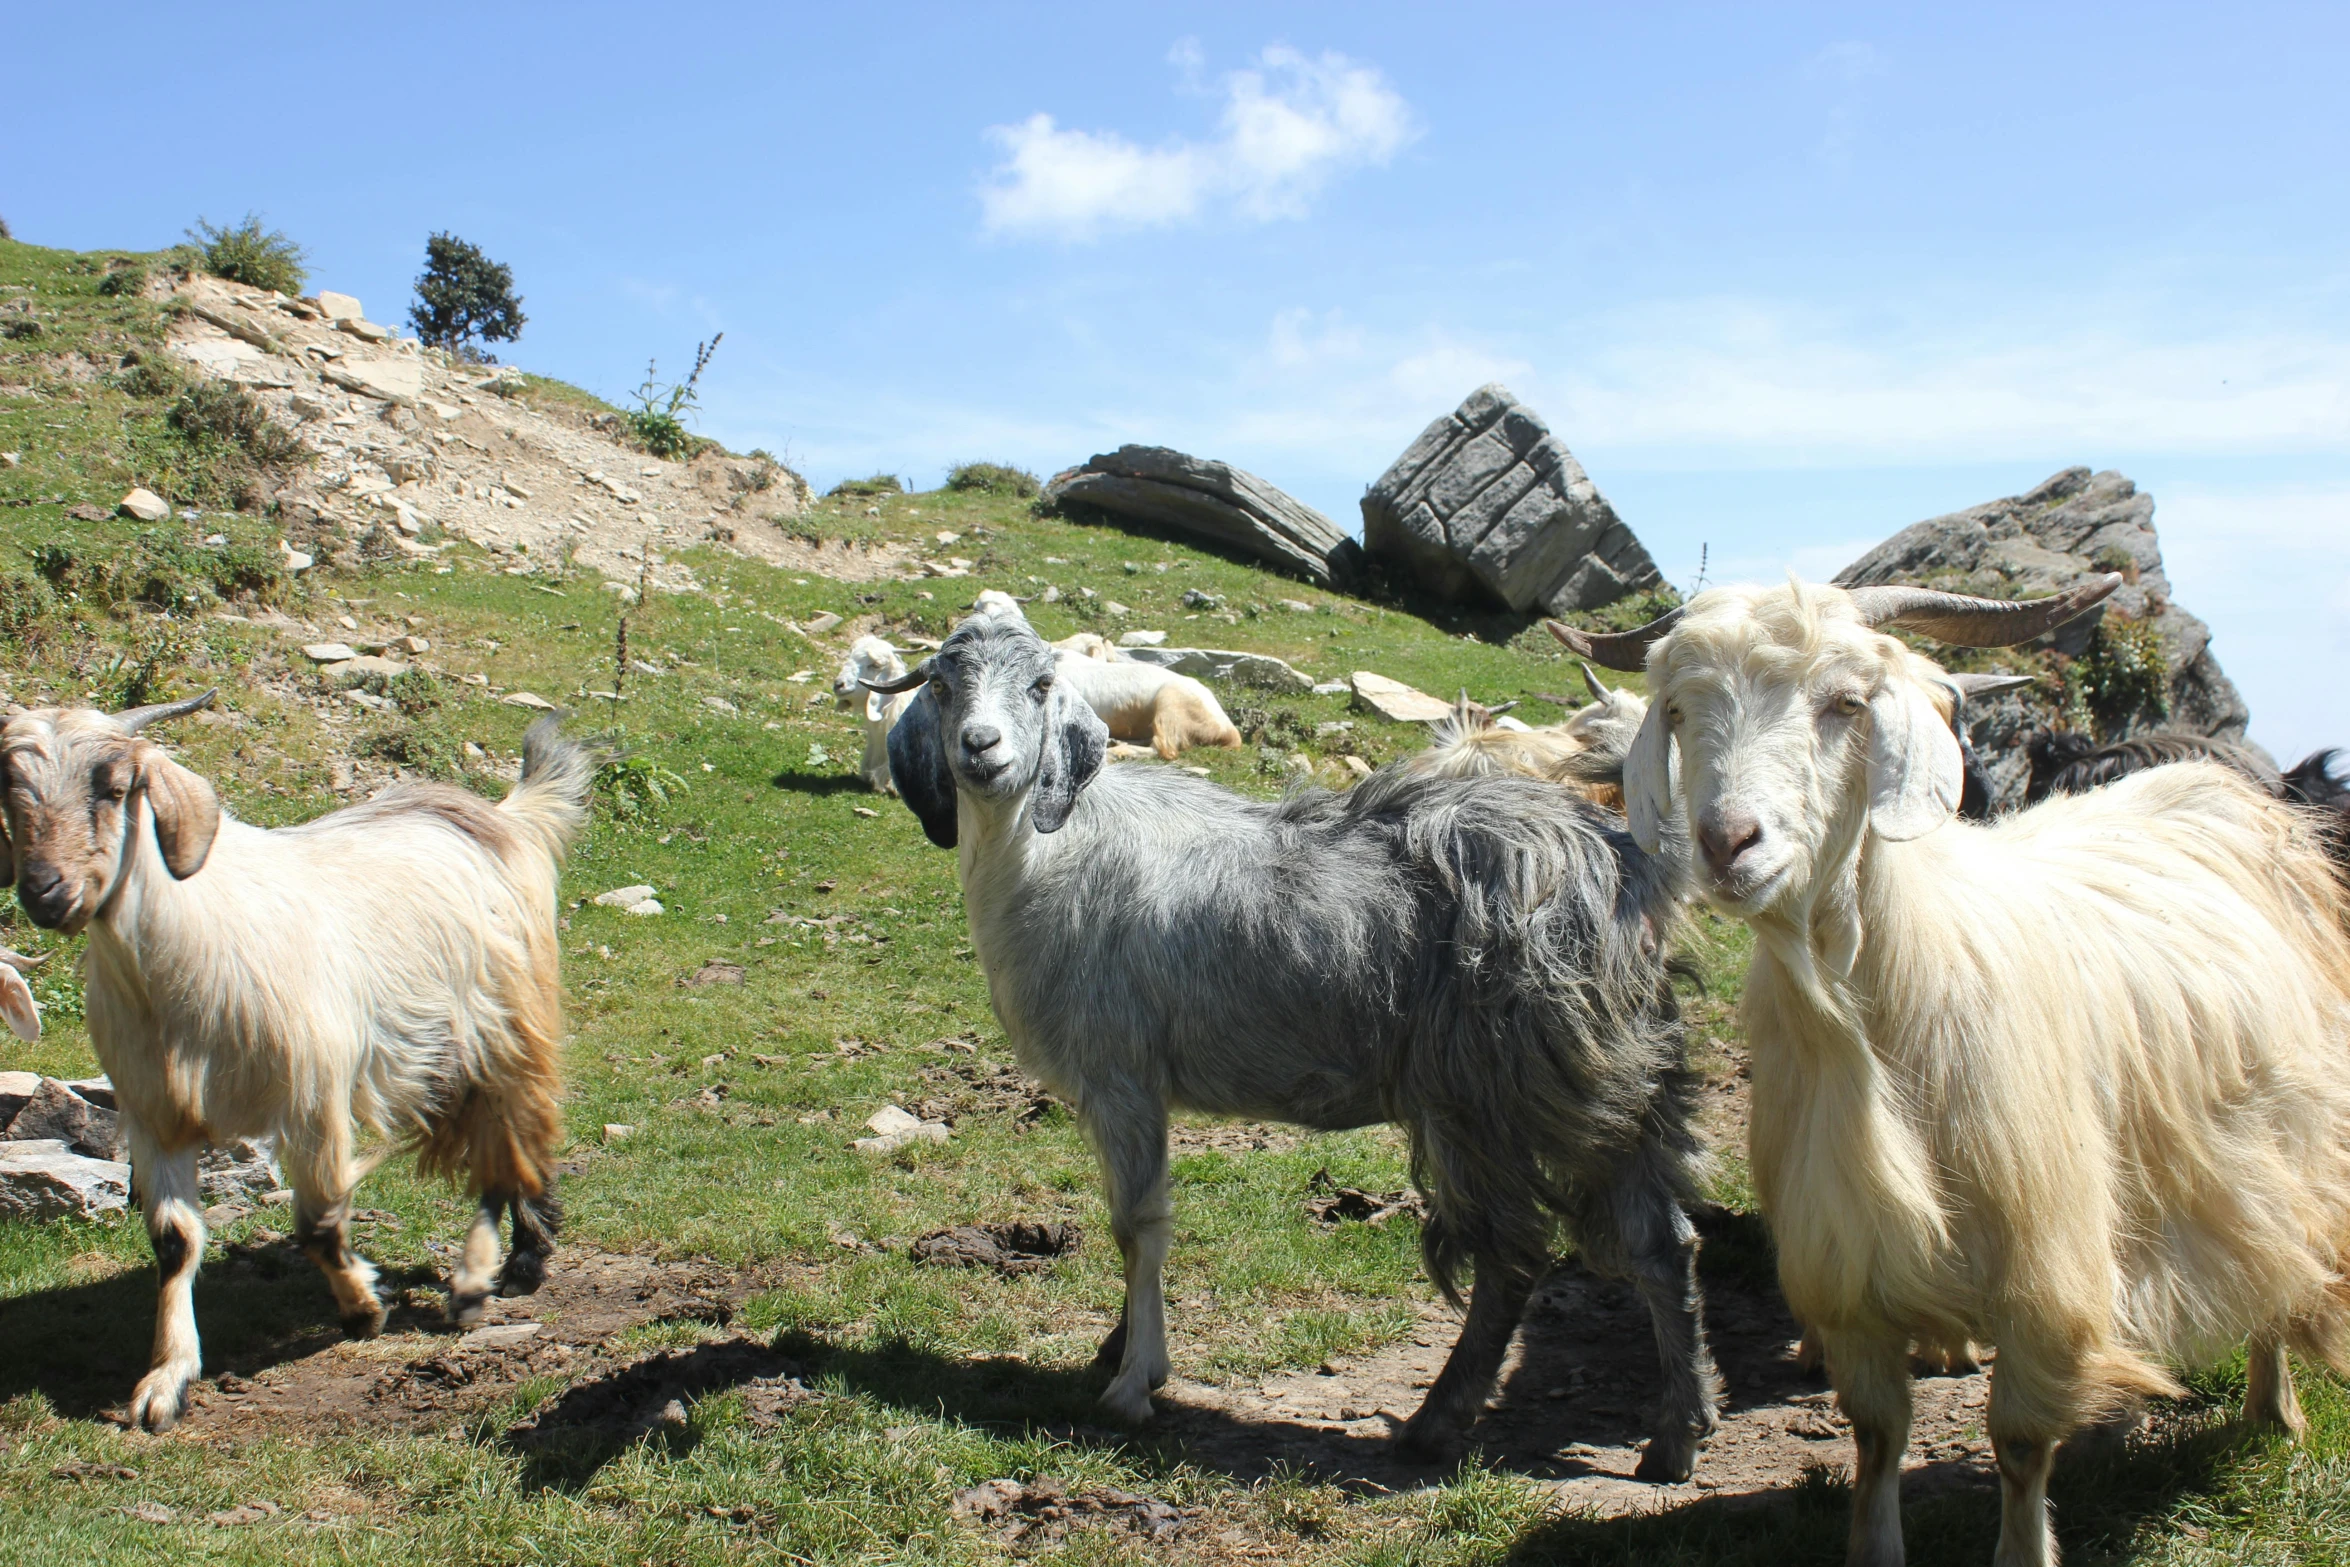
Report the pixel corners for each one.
[1169,1120,1303,1155]
[912,1222,1082,1276]
[911,1057,1059,1128]
[952,1477,1188,1547]
[507,1336,816,1451]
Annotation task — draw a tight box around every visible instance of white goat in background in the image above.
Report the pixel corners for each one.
[1561,578,2350,1567]
[834,635,915,793]
[965,591,1244,759]
[0,694,596,1432]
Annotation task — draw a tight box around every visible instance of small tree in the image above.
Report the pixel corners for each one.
[408,232,526,361]
[187,214,308,295]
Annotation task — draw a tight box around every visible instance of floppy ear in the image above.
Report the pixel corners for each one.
[1030,683,1107,835]
[886,684,959,849]
[0,961,37,1042]
[137,743,221,879]
[1865,679,1965,841]
[1622,697,1674,855]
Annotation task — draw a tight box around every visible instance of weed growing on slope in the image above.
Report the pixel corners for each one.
[625,335,720,459]
[182,213,308,296]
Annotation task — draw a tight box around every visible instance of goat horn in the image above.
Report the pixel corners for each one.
[1545,610,1682,672]
[861,663,931,696]
[0,947,50,970]
[1578,662,1612,701]
[1947,672,2036,700]
[1847,575,2122,646]
[115,688,217,733]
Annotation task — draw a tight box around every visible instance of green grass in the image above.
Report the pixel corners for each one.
[1,234,2342,1564]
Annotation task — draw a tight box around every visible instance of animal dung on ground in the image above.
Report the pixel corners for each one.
[853,1105,950,1154]
[951,1478,1185,1545]
[1304,1168,1428,1227]
[911,1221,1082,1276]
[683,962,744,987]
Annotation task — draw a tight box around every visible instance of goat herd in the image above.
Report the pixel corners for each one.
[5,572,2348,1567]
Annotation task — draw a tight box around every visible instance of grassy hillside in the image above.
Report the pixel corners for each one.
[0,236,2341,1565]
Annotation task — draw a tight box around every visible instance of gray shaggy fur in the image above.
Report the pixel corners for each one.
[2026,728,2282,804]
[887,614,1721,1477]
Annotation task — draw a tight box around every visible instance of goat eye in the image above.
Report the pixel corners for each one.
[1665,706,1683,726]
[1031,676,1053,701]
[1832,693,1865,717]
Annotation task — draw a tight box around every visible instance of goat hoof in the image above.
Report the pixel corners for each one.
[495,1251,547,1297]
[448,1290,488,1328]
[1633,1437,1699,1484]
[128,1368,192,1433]
[1390,1416,1462,1465]
[1097,1381,1157,1426]
[341,1303,388,1340]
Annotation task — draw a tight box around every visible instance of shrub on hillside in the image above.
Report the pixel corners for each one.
[185,214,308,296]
[945,461,1040,498]
[828,473,905,499]
[627,336,721,460]
[0,215,13,242]
[409,232,526,362]
[31,528,286,614]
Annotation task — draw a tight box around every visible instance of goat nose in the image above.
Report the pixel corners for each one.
[1698,808,1763,876]
[960,724,1002,755]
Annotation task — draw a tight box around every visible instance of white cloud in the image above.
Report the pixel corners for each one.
[979,46,1417,240]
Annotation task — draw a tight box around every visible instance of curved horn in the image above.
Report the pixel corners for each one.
[861,662,932,696]
[115,688,217,733]
[1846,575,2121,647]
[1545,609,1683,672]
[1578,662,1612,702]
[1947,672,2036,701]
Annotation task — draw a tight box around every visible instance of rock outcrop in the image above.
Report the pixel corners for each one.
[1361,385,1661,614]
[1119,645,1313,692]
[1042,447,1359,587]
[1836,467,2253,811]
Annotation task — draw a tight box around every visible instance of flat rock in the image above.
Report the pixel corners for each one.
[594,884,655,907]
[5,1077,122,1159]
[63,1076,113,1109]
[0,1140,131,1220]
[1043,446,1357,587]
[462,1322,542,1349]
[340,318,393,343]
[1361,384,1661,613]
[315,291,363,321]
[119,487,171,522]
[1120,646,1312,692]
[0,1070,40,1129]
[1836,467,2253,809]
[1116,630,1167,647]
[322,655,408,687]
[303,642,358,663]
[323,356,422,404]
[1350,671,1452,723]
[500,691,557,711]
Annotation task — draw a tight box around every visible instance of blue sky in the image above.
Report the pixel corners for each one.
[9,3,2348,756]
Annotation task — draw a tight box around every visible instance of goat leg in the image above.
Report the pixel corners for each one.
[2243,1331,2306,1437]
[497,1186,561,1296]
[1826,1328,1912,1567]
[450,1195,504,1326]
[1628,1211,1722,1482]
[127,1141,206,1433]
[1394,1255,1537,1461]
[283,1126,385,1338]
[1084,1100,1171,1423]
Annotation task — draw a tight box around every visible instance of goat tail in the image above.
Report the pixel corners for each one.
[500,714,600,861]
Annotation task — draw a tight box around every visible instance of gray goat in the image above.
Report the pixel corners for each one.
[873,614,1720,1476]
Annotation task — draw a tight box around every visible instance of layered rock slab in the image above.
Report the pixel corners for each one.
[1361,384,1662,613]
[1043,447,1357,587]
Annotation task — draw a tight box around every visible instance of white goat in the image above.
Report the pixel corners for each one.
[0,693,596,1432]
[962,592,1243,759]
[1407,662,1650,808]
[834,634,915,793]
[0,948,40,1041]
[1560,579,2350,1567]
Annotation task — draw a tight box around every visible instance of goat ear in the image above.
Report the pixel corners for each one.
[1622,696,1674,855]
[886,684,958,849]
[0,961,36,1042]
[138,744,221,878]
[1031,683,1106,836]
[1865,680,1965,841]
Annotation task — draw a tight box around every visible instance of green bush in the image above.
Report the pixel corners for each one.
[944,461,1040,498]
[2069,616,2169,736]
[30,528,286,614]
[827,473,904,499]
[626,337,720,460]
[97,259,147,297]
[110,353,184,400]
[186,214,308,295]
[169,382,306,469]
[409,232,525,361]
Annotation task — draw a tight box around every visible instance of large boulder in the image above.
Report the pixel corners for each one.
[1835,467,2253,811]
[1042,447,1358,587]
[4,1076,121,1160]
[1361,385,1662,614]
[0,1140,131,1221]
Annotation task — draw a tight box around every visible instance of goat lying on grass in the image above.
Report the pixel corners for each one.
[1563,577,2350,1567]
[0,695,596,1432]
[1405,663,1648,807]
[870,614,1721,1477]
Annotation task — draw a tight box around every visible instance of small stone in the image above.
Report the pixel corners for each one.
[280,546,314,572]
[396,634,429,654]
[340,318,392,343]
[1116,630,1167,647]
[1350,671,1452,723]
[315,291,363,321]
[603,1123,634,1142]
[865,1106,922,1138]
[593,884,657,908]
[1039,584,1062,603]
[702,696,739,715]
[500,692,557,711]
[1278,598,1316,613]
[119,488,170,522]
[0,452,17,468]
[624,899,663,916]
[804,612,843,634]
[1342,755,1373,778]
[935,531,961,544]
[1103,600,1131,617]
[337,614,359,630]
[461,1322,542,1349]
[463,742,485,760]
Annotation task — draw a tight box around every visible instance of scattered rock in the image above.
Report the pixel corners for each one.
[340,319,392,343]
[198,1137,281,1202]
[1305,1168,1428,1227]
[1835,467,2254,809]
[499,692,557,711]
[1116,630,1168,647]
[66,502,110,522]
[1120,646,1312,692]
[0,1140,131,1220]
[1361,384,1661,613]
[395,634,429,654]
[122,1500,177,1525]
[911,1221,1082,1275]
[322,356,422,405]
[302,642,358,664]
[701,696,739,715]
[594,884,656,908]
[1349,671,1451,723]
[803,612,843,634]
[462,1322,542,1350]
[314,291,363,322]
[854,1105,951,1155]
[5,1077,121,1158]
[1043,446,1358,587]
[603,1124,635,1142]
[119,487,171,522]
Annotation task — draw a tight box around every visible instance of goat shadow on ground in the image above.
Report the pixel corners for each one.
[768,768,871,797]
[0,1232,444,1420]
